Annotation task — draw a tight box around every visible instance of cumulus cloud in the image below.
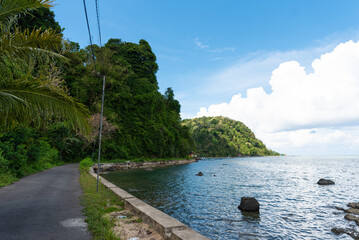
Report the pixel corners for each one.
[196,40,359,154]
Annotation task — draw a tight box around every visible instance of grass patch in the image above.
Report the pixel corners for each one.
[0,171,18,187]
[79,158,124,240]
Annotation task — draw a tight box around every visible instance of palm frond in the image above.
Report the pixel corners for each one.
[0,82,90,135]
[0,0,54,23]
[0,27,66,64]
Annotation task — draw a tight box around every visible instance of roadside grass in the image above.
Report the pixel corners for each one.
[79,158,124,240]
[0,172,18,187]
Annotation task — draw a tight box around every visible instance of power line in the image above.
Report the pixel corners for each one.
[95,0,102,47]
[82,0,97,72]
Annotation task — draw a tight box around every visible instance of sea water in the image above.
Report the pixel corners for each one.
[104,156,359,239]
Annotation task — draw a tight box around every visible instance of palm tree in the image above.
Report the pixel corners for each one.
[0,0,89,134]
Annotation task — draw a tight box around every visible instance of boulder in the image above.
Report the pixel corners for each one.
[195,171,203,176]
[348,202,359,209]
[345,208,359,215]
[317,178,335,185]
[331,228,359,239]
[345,214,359,221]
[331,228,347,234]
[335,207,345,211]
[238,197,260,212]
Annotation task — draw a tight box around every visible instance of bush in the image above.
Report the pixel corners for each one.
[79,157,93,172]
[0,126,61,181]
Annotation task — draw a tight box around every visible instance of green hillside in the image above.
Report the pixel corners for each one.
[183,116,279,157]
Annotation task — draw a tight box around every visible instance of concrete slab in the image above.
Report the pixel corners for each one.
[172,228,210,240]
[110,187,136,199]
[124,197,187,237]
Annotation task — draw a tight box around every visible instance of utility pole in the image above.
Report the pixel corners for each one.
[97,75,106,192]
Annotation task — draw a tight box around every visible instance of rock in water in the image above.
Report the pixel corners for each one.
[348,202,359,209]
[238,197,260,212]
[195,171,203,176]
[345,214,359,221]
[345,208,359,215]
[317,178,335,185]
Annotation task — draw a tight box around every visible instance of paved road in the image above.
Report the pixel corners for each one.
[0,164,91,240]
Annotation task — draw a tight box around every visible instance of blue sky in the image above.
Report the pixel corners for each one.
[53,1,359,155]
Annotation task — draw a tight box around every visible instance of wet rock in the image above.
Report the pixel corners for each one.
[345,214,359,221]
[238,197,260,212]
[335,207,345,211]
[317,178,335,185]
[356,220,359,226]
[195,171,204,176]
[107,166,115,171]
[331,228,347,234]
[93,167,103,173]
[348,202,359,209]
[331,228,359,239]
[345,208,359,215]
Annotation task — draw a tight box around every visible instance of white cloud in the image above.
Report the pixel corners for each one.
[194,38,209,49]
[196,40,359,154]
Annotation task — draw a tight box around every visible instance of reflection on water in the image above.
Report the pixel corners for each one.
[104,156,359,239]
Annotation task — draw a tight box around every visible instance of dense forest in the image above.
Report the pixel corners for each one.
[0,2,193,186]
[183,116,279,157]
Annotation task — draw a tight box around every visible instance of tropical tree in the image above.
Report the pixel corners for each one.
[0,0,89,134]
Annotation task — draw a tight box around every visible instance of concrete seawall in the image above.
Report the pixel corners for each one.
[89,161,209,240]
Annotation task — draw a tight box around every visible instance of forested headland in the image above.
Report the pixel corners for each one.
[183,116,279,157]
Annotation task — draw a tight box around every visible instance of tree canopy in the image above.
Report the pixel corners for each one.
[183,116,279,157]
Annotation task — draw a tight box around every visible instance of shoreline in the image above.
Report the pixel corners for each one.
[89,166,209,239]
[93,158,198,174]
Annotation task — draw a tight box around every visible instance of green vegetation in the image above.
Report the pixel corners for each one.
[79,158,123,240]
[0,0,194,186]
[0,0,90,134]
[183,116,279,157]
[0,126,64,186]
[64,39,194,160]
[0,1,279,188]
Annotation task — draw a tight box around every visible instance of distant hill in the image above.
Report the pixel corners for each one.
[182,116,279,157]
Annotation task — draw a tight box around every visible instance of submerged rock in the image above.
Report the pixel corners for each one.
[317,178,335,185]
[144,168,154,172]
[195,171,204,176]
[238,197,260,212]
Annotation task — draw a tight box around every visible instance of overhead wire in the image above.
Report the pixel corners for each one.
[82,0,97,73]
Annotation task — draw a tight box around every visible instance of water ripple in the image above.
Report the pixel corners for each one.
[105,156,359,239]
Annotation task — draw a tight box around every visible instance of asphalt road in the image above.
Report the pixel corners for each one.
[0,164,91,240]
